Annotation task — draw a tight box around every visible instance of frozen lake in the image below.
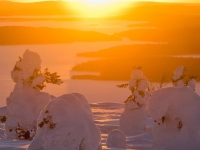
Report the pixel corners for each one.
[0,18,166,106]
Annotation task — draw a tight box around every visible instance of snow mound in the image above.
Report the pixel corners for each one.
[106,129,126,149]
[28,93,102,150]
[147,87,200,149]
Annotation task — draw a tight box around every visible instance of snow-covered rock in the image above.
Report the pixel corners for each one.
[28,93,102,150]
[106,129,126,149]
[147,87,200,149]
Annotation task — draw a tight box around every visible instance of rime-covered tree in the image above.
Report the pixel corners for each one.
[5,49,63,139]
[117,68,149,136]
[147,66,200,149]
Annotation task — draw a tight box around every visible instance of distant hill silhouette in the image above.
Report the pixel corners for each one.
[122,2,200,21]
[114,27,200,44]
[2,1,200,81]
[127,15,200,28]
[0,1,76,16]
[76,44,200,58]
[0,26,121,45]
[71,0,200,82]
[72,56,200,82]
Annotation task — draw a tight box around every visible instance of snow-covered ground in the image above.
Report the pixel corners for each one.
[0,102,154,150]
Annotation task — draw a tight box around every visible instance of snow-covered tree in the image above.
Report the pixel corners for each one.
[117,68,149,136]
[147,66,200,149]
[28,93,102,150]
[5,49,63,139]
[172,66,197,90]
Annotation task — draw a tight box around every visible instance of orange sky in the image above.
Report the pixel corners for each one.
[7,0,200,3]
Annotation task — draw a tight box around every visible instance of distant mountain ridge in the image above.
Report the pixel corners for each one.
[0,1,76,16]
[0,26,121,45]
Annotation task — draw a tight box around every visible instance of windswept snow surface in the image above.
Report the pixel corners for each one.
[0,102,154,150]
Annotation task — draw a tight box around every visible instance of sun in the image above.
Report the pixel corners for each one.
[83,0,113,6]
[68,0,128,17]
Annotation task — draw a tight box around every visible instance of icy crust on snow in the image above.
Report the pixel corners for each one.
[147,87,200,149]
[106,129,126,149]
[28,93,102,150]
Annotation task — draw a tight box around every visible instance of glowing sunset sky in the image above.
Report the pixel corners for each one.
[6,0,200,3]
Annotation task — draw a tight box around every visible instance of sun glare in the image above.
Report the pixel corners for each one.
[83,0,115,6]
[69,0,128,17]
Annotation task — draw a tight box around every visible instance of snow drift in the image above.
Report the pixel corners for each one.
[106,129,126,149]
[28,93,102,150]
